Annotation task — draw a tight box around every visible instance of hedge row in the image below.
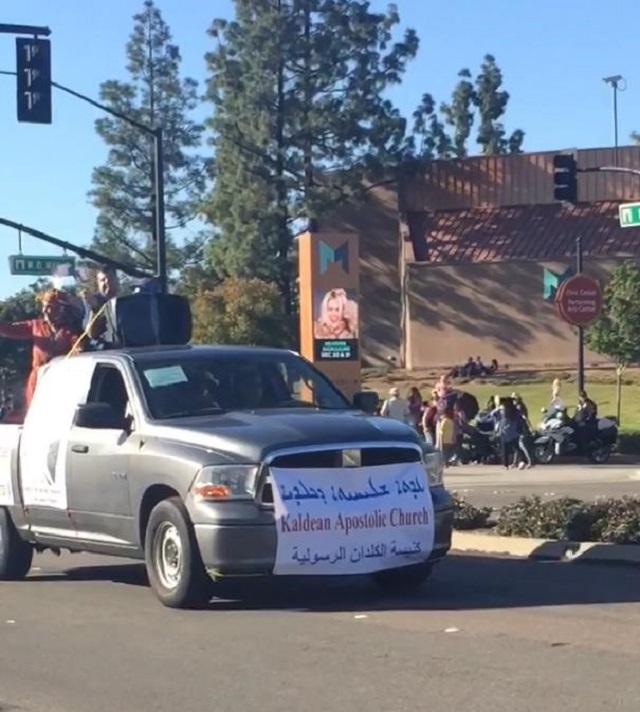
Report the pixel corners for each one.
[452,493,492,530]
[617,431,640,456]
[452,493,640,545]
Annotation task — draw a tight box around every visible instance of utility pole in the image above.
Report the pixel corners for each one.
[603,75,624,167]
[576,236,585,394]
[0,68,168,292]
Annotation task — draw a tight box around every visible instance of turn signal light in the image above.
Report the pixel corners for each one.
[192,484,233,500]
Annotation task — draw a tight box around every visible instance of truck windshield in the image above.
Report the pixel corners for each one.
[133,352,352,420]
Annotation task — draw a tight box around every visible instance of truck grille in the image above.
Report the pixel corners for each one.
[259,446,421,505]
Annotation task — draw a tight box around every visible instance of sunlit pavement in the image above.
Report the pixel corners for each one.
[446,461,640,508]
[2,550,640,712]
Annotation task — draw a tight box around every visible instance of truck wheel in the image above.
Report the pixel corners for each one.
[144,497,213,609]
[371,562,433,594]
[0,508,34,581]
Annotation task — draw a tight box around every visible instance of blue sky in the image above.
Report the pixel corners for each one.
[0,0,637,297]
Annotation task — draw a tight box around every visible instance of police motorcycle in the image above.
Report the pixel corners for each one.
[533,405,618,465]
[456,404,501,465]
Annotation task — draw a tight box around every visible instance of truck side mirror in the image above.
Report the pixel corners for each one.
[74,402,127,430]
[353,391,380,414]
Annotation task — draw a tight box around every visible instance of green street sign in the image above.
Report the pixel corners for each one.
[8,254,76,276]
[618,202,640,228]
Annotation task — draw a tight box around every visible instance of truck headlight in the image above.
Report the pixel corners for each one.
[190,465,260,501]
[423,450,444,487]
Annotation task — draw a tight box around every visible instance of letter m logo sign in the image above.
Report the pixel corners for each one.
[319,240,350,275]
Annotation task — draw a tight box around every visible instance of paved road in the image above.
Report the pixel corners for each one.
[446,462,640,508]
[3,551,640,712]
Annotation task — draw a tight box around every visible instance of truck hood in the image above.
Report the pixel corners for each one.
[147,409,422,463]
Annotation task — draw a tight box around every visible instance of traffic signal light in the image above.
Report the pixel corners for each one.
[553,153,578,203]
[16,37,52,124]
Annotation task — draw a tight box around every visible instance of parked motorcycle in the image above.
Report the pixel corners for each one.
[456,409,501,464]
[533,407,618,465]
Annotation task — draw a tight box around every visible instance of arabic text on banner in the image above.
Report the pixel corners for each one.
[271,462,435,576]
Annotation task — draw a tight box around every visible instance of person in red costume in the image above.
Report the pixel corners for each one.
[0,289,83,413]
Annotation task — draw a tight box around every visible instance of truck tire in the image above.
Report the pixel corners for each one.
[371,562,433,594]
[0,508,34,581]
[144,497,213,609]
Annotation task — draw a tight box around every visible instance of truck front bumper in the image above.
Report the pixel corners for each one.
[193,486,453,577]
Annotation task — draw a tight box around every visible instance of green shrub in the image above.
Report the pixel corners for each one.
[495,496,597,540]
[617,431,640,455]
[591,497,640,544]
[452,493,492,530]
[494,494,640,544]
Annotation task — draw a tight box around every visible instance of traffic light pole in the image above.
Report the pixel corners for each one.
[0,217,152,279]
[552,157,640,395]
[580,166,640,178]
[576,236,585,395]
[153,127,167,294]
[0,24,51,36]
[0,68,168,293]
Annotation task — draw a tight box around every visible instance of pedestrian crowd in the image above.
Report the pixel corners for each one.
[378,375,600,471]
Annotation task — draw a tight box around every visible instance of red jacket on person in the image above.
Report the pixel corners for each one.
[0,318,80,411]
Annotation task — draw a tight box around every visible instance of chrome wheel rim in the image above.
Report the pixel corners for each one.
[154,522,183,590]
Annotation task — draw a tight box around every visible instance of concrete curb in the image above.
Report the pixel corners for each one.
[452,530,640,565]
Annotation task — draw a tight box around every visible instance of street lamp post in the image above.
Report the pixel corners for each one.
[0,69,168,293]
[603,75,625,167]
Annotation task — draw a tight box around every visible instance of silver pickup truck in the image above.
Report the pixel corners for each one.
[0,344,453,608]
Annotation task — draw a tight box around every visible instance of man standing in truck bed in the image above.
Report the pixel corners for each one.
[0,288,83,411]
[84,265,120,346]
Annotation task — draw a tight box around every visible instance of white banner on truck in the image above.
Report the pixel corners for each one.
[19,359,95,509]
[271,461,434,576]
[0,425,21,506]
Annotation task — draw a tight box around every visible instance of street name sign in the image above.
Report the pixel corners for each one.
[8,255,76,277]
[618,202,640,228]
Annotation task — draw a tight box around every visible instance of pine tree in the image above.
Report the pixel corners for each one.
[440,69,475,158]
[409,93,452,160]
[409,54,524,159]
[88,0,205,272]
[473,54,524,155]
[202,0,418,312]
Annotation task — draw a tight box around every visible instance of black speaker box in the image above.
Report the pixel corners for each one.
[112,293,192,347]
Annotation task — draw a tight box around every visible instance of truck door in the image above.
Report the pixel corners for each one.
[65,362,138,547]
[19,357,96,539]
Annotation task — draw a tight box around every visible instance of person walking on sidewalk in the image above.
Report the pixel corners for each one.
[495,399,520,469]
[380,387,411,423]
[513,393,534,469]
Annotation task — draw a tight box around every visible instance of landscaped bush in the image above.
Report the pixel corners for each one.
[617,431,640,456]
[495,496,601,541]
[591,497,640,544]
[494,494,640,544]
[451,493,492,530]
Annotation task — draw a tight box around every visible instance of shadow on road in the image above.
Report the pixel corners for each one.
[25,553,640,613]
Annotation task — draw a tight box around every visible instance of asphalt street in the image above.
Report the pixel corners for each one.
[3,551,640,712]
[446,462,640,508]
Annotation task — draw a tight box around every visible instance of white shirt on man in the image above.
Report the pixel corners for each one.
[381,396,410,422]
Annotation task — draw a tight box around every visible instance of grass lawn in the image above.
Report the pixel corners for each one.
[362,366,640,432]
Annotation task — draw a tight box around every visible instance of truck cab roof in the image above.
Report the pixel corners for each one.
[57,343,300,364]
